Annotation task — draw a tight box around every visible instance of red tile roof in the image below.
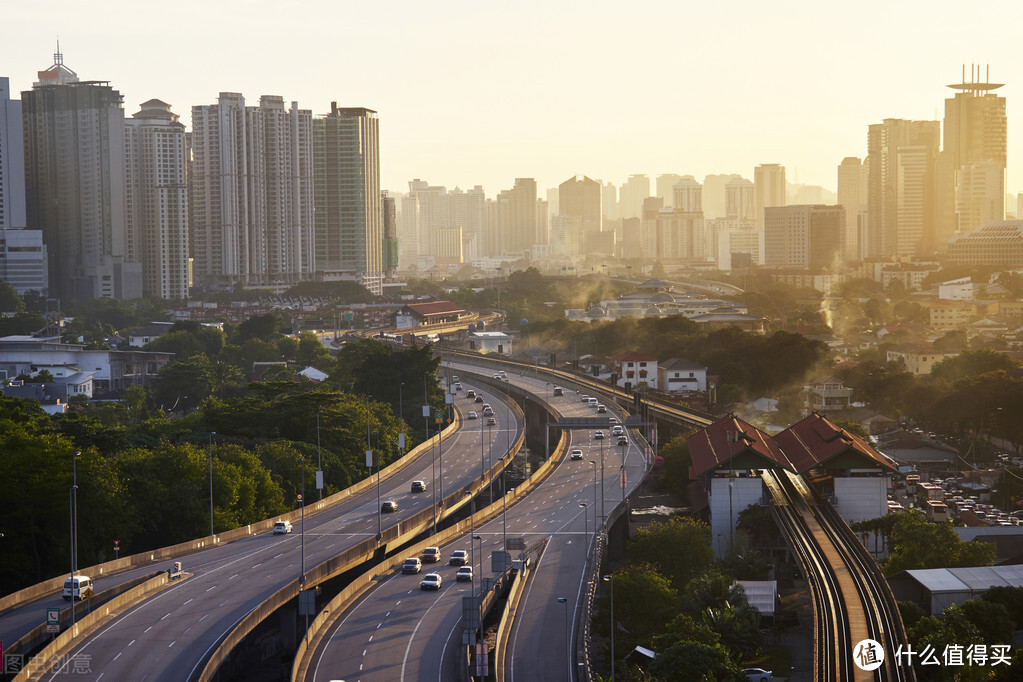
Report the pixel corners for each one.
[687,415,793,477]
[405,301,468,317]
[773,413,895,473]
[613,351,658,362]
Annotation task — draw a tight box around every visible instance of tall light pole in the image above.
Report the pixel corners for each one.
[208,433,215,535]
[589,460,598,533]
[603,574,615,682]
[297,457,305,586]
[373,430,380,536]
[556,596,570,678]
[503,488,514,557]
[315,409,322,501]
[599,437,606,526]
[72,450,80,574]
[579,502,588,552]
[473,533,484,640]
[69,485,77,626]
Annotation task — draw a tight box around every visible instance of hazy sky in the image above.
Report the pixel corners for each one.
[5,0,1023,197]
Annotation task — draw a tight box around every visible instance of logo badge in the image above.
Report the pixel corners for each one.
[853,638,885,671]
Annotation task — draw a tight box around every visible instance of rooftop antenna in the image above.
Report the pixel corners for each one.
[54,37,62,65]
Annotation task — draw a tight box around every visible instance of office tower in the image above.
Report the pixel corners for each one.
[558,176,602,238]
[546,187,559,217]
[22,50,140,300]
[314,104,380,283]
[837,157,867,261]
[656,174,684,207]
[672,177,702,213]
[764,205,844,269]
[381,193,397,276]
[123,100,189,300]
[619,174,650,220]
[191,93,314,289]
[754,164,786,228]
[495,178,538,254]
[703,174,741,219]
[725,177,755,222]
[0,77,26,230]
[449,185,487,259]
[940,66,1007,243]
[602,181,618,220]
[407,179,450,259]
[866,119,939,258]
[640,196,705,262]
[536,198,549,248]
[434,226,463,264]
[397,194,420,271]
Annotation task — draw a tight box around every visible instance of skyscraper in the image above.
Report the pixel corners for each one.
[22,49,140,300]
[753,164,786,228]
[0,77,26,230]
[619,174,650,220]
[314,104,381,286]
[866,119,939,257]
[124,99,189,299]
[837,157,866,261]
[495,178,538,254]
[940,66,1007,242]
[725,178,755,222]
[656,174,684,207]
[191,93,314,288]
[558,175,602,237]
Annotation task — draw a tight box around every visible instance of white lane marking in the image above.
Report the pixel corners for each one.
[368,635,373,642]
[183,598,192,605]
[113,653,121,661]
[509,537,553,682]
[160,613,169,621]
[385,611,391,617]
[229,573,239,580]
[399,589,450,682]
[144,626,152,632]
[206,586,216,592]
[199,614,208,621]
[128,640,135,646]
[168,641,176,648]
[363,649,367,657]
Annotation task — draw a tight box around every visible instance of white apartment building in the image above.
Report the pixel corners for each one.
[0,77,26,230]
[124,100,189,299]
[190,93,314,288]
[0,229,48,294]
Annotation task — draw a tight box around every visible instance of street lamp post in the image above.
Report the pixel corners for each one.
[316,410,322,501]
[589,460,598,533]
[599,437,606,526]
[208,433,215,535]
[503,488,514,559]
[69,485,77,626]
[72,450,80,575]
[373,430,380,536]
[603,574,615,682]
[579,502,588,552]
[297,457,305,585]
[557,596,570,678]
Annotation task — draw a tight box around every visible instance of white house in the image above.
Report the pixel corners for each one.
[469,331,513,355]
[658,358,708,393]
[613,351,659,390]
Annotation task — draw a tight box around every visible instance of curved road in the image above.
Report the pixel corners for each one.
[306,366,651,682]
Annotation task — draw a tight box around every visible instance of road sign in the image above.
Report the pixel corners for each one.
[505,537,526,551]
[46,607,60,633]
[556,417,609,429]
[81,587,93,600]
[297,493,303,503]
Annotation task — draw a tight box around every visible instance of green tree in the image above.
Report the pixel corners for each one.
[897,600,927,630]
[930,349,1016,383]
[647,640,739,681]
[981,585,1023,629]
[0,281,26,312]
[151,355,215,411]
[602,563,679,640]
[882,510,997,574]
[628,515,714,590]
[959,599,1014,645]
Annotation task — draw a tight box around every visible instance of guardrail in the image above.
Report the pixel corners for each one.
[0,410,463,617]
[291,399,568,682]
[13,571,173,682]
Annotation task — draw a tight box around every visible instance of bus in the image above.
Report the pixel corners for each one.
[925,500,949,523]
[905,473,920,495]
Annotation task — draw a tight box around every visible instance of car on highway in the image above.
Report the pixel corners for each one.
[411,480,427,493]
[486,416,497,426]
[596,404,606,413]
[454,382,462,392]
[456,566,474,582]
[570,449,583,460]
[588,397,598,408]
[617,436,628,446]
[580,394,590,403]
[482,406,494,416]
[608,416,619,425]
[381,500,398,513]
[468,411,478,420]
[272,520,293,534]
[742,668,773,681]
[422,547,441,563]
[449,549,469,566]
[594,431,604,440]
[611,425,624,436]
[421,573,443,590]
[62,575,93,601]
[475,395,484,403]
[467,389,476,399]
[553,386,564,396]
[402,557,422,574]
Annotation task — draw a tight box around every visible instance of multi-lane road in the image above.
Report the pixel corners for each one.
[9,381,516,682]
[304,365,651,682]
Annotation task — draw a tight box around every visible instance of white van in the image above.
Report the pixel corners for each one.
[588,397,598,408]
[62,575,93,601]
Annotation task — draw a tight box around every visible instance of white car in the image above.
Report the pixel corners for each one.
[421,573,443,590]
[594,431,604,440]
[449,550,469,566]
[570,449,583,460]
[273,520,293,534]
[742,668,773,681]
[456,566,474,582]
[468,411,478,420]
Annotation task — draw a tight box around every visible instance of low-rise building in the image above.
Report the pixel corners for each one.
[0,338,172,394]
[468,331,512,355]
[885,346,956,376]
[658,358,708,393]
[803,376,853,412]
[613,351,659,390]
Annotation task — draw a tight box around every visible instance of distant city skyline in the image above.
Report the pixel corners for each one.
[5,0,1023,196]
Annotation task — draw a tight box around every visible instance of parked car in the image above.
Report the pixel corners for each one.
[449,550,469,566]
[421,573,443,590]
[381,500,398,513]
[422,547,441,563]
[411,480,427,493]
[272,520,293,534]
[456,566,474,582]
[570,449,583,460]
[742,668,773,682]
[402,557,422,574]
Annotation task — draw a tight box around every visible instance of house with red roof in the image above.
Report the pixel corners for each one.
[612,351,659,390]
